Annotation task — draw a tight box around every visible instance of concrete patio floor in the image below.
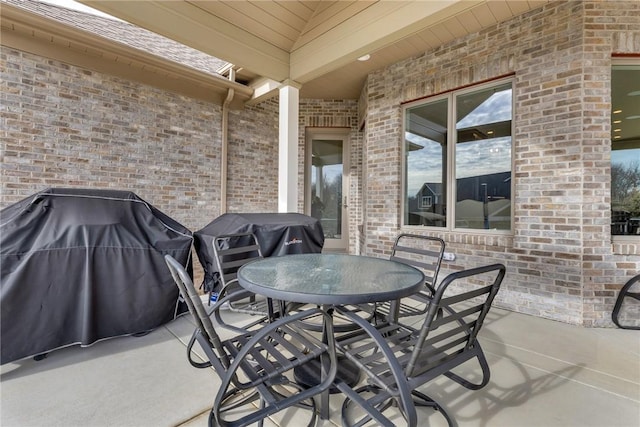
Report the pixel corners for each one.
[1,304,639,427]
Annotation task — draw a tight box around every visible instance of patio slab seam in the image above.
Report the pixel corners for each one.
[482,340,640,403]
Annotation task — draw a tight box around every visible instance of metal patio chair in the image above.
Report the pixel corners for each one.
[612,273,640,330]
[334,263,506,427]
[372,233,445,321]
[211,232,283,330]
[165,254,337,427]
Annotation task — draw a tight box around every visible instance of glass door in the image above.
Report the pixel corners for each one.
[306,129,349,251]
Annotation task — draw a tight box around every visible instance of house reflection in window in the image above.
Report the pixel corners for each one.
[404,79,513,230]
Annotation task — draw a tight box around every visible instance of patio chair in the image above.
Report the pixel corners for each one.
[373,233,445,321]
[612,273,640,330]
[164,254,337,427]
[212,232,283,329]
[334,263,506,427]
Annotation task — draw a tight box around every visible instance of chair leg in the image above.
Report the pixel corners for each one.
[411,390,455,427]
[442,345,490,390]
[212,383,318,427]
[340,384,456,427]
[268,383,317,427]
[340,385,398,427]
[187,331,212,369]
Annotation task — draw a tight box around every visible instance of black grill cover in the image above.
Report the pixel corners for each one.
[0,188,193,364]
[194,213,324,293]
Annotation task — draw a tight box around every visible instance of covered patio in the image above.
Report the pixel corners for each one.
[2,1,639,327]
[1,1,639,424]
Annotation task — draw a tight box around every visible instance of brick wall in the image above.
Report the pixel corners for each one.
[363,0,640,326]
[226,99,279,213]
[1,47,222,230]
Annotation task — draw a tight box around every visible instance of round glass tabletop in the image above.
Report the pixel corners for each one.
[237,253,425,305]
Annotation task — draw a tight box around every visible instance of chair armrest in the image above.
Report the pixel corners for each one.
[208,286,267,333]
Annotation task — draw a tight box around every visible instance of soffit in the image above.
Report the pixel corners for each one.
[80,0,549,100]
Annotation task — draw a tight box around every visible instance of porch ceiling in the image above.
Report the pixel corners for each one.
[79,0,549,101]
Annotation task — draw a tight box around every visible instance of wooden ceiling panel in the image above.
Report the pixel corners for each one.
[310,0,340,19]
[391,40,421,61]
[429,21,459,44]
[296,1,376,50]
[222,1,302,42]
[455,9,483,34]
[486,1,515,21]
[409,31,439,52]
[65,0,551,100]
[368,46,405,70]
[273,1,320,22]
[507,1,534,16]
[470,3,499,27]
[191,1,298,50]
[250,1,309,32]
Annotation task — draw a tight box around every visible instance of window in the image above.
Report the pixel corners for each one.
[611,62,640,237]
[403,79,513,231]
[421,196,432,208]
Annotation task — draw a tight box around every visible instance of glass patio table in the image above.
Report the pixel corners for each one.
[237,253,425,306]
[237,253,425,419]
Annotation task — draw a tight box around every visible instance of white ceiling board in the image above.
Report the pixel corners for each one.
[76,0,550,100]
[486,1,516,21]
[196,1,299,49]
[250,1,310,33]
[290,1,472,83]
[82,0,290,80]
[472,2,499,26]
[294,1,376,50]
[507,0,535,15]
[456,9,483,34]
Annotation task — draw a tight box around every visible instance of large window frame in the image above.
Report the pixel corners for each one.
[611,58,640,241]
[402,77,515,233]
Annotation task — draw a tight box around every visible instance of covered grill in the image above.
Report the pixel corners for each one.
[0,188,192,364]
[193,213,324,293]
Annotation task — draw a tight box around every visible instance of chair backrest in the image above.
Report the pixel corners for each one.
[406,263,505,378]
[164,254,231,368]
[390,233,445,293]
[213,232,263,289]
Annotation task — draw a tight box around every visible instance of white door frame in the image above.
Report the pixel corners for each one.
[305,128,350,252]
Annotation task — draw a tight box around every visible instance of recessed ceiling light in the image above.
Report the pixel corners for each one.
[357,54,371,62]
[613,109,622,114]
[613,120,622,124]
[613,129,622,132]
[614,135,621,139]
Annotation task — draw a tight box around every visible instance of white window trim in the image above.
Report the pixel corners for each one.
[402,77,515,234]
[611,57,640,244]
